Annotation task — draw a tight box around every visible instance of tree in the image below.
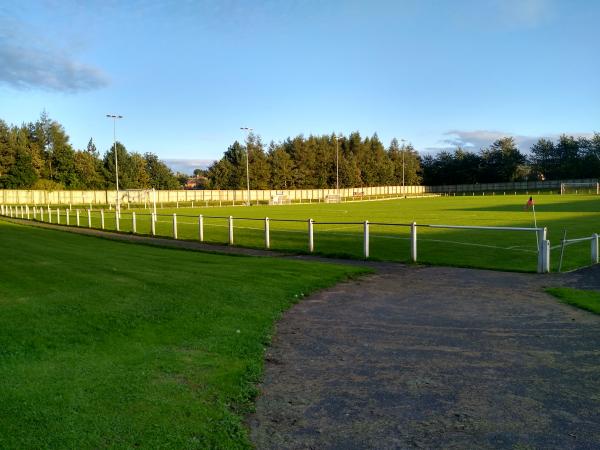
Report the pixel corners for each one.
[268,144,294,188]
[74,150,105,188]
[144,153,179,189]
[480,138,525,182]
[0,136,38,188]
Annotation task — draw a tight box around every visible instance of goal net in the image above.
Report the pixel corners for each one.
[122,189,156,209]
[560,182,599,195]
[269,194,291,205]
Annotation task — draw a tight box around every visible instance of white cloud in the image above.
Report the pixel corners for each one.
[0,17,109,93]
[425,129,594,154]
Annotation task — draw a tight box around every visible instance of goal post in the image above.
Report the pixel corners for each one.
[122,188,157,211]
[325,194,341,203]
[269,194,291,205]
[560,182,599,195]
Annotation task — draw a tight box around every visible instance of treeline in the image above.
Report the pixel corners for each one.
[0,113,181,190]
[209,134,600,189]
[422,135,600,185]
[208,132,421,189]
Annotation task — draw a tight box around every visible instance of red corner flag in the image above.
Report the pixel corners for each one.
[524,196,534,210]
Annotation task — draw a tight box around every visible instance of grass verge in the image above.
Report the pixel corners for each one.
[0,220,368,448]
[546,287,600,315]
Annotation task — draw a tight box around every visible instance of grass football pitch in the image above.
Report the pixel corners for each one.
[0,221,366,448]
[72,194,600,272]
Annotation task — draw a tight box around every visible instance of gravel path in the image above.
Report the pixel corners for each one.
[249,264,600,449]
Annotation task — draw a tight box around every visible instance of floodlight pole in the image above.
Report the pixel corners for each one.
[334,134,342,198]
[240,127,253,206]
[106,114,123,214]
[401,139,406,190]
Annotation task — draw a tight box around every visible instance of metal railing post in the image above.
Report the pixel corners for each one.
[66,209,70,226]
[542,240,551,273]
[151,213,156,236]
[76,209,80,227]
[265,217,270,249]
[115,209,120,231]
[592,233,599,264]
[56,208,60,224]
[537,227,547,273]
[173,213,177,239]
[411,221,417,262]
[228,216,234,245]
[132,212,136,233]
[101,209,105,229]
[308,218,314,253]
[87,209,91,228]
[198,215,204,242]
[364,220,369,259]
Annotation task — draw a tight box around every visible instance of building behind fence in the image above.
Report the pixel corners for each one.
[0,178,597,206]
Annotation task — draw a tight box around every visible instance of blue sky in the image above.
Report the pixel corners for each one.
[0,0,598,173]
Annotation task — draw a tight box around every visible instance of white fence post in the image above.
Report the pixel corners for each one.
[151,213,156,236]
[411,222,417,262]
[198,215,204,242]
[132,212,137,233]
[40,207,44,221]
[48,208,52,223]
[26,205,30,219]
[56,208,60,224]
[66,209,70,226]
[537,227,547,273]
[101,209,105,229]
[265,217,270,249]
[76,209,80,227]
[542,240,551,273]
[87,209,91,228]
[592,233,599,264]
[228,216,234,245]
[33,207,37,220]
[308,218,314,253]
[173,213,177,239]
[364,220,369,259]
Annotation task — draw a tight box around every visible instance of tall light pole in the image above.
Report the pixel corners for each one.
[400,138,406,190]
[106,114,123,214]
[240,127,253,206]
[334,134,342,197]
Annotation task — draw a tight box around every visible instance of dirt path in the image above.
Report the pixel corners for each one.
[249,264,600,449]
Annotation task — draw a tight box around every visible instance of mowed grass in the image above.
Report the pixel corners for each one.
[75,193,600,272]
[547,287,600,315]
[0,221,367,449]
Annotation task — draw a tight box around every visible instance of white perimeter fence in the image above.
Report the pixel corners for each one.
[0,185,426,206]
[1,178,598,206]
[0,204,569,274]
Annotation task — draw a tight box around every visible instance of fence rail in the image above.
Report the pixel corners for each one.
[0,204,558,273]
[557,233,599,272]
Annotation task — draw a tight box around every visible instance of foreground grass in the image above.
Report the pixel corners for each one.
[546,287,600,315]
[0,221,367,449]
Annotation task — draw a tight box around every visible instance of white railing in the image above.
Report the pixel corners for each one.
[0,204,557,273]
[557,233,599,272]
